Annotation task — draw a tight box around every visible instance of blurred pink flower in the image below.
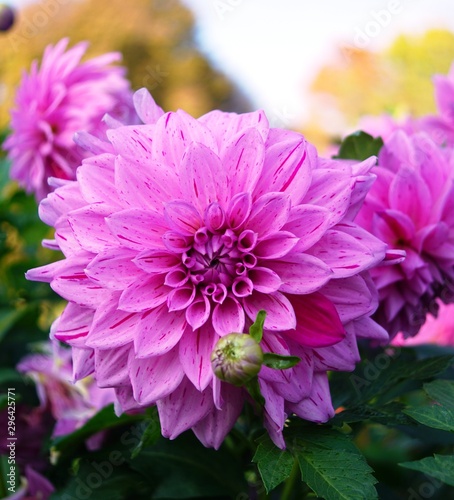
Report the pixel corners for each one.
[27,89,389,449]
[357,114,417,142]
[4,38,136,201]
[421,63,454,146]
[8,467,54,500]
[393,300,454,347]
[356,130,454,339]
[17,341,115,448]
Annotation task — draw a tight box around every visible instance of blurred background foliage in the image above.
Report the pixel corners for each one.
[0,0,251,130]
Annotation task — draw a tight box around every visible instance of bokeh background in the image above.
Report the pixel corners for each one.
[2,0,454,152]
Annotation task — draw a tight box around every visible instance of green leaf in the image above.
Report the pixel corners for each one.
[423,379,454,407]
[332,402,417,427]
[128,432,247,498]
[52,404,145,453]
[404,402,454,432]
[130,409,161,459]
[335,131,384,161]
[400,454,454,487]
[249,310,266,342]
[52,461,151,500]
[289,427,378,500]
[262,353,300,370]
[245,376,265,408]
[0,308,30,343]
[253,435,294,493]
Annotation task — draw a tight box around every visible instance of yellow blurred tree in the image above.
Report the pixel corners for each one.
[305,29,454,147]
[0,0,250,128]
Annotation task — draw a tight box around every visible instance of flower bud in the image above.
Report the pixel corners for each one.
[211,333,263,386]
[0,4,15,32]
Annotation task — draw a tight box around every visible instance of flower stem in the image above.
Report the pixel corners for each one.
[280,459,300,500]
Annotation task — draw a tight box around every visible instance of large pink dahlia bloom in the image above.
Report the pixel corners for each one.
[4,38,136,201]
[28,89,389,448]
[356,130,454,338]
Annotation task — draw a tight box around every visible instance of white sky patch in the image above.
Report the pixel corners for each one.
[181,0,454,125]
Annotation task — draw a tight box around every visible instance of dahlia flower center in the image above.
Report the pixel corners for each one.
[180,227,257,300]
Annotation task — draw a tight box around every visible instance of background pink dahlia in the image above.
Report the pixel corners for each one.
[3,38,137,201]
[28,88,389,448]
[356,129,454,338]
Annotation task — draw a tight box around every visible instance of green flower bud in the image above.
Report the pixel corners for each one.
[211,333,264,386]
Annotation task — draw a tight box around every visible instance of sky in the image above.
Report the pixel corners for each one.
[8,0,454,126]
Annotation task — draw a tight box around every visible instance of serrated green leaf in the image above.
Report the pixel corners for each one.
[423,379,454,407]
[400,454,454,486]
[404,403,454,432]
[332,403,417,427]
[335,131,383,161]
[262,353,300,370]
[253,435,294,493]
[289,428,378,500]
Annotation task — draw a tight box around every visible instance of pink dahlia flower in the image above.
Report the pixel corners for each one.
[4,38,137,201]
[27,89,389,448]
[356,130,454,338]
[421,63,454,146]
[18,341,115,448]
[392,300,454,347]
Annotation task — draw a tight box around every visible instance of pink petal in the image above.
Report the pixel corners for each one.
[268,253,332,294]
[248,267,282,293]
[254,134,312,204]
[86,296,140,349]
[107,124,154,161]
[106,208,168,250]
[133,249,181,273]
[85,248,143,290]
[129,346,184,405]
[164,201,203,235]
[221,128,265,196]
[71,347,95,381]
[284,204,332,252]
[254,231,299,259]
[134,304,186,357]
[285,293,346,348]
[133,88,164,124]
[389,167,432,227]
[312,327,360,371]
[68,204,117,253]
[192,383,244,449]
[119,274,170,312]
[246,192,291,237]
[322,275,376,323]
[243,291,296,331]
[115,155,182,209]
[167,286,196,311]
[179,323,217,391]
[157,377,213,439]
[179,142,228,213]
[95,344,132,388]
[51,274,108,309]
[226,192,252,230]
[212,296,245,336]
[52,302,93,344]
[77,154,119,206]
[308,228,377,278]
[198,109,269,155]
[287,372,334,423]
[186,295,211,330]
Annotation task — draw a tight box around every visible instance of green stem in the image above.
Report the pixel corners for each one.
[280,459,300,500]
